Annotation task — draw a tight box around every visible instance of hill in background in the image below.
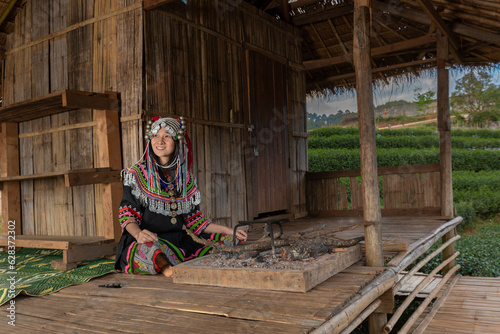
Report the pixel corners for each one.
[307,99,437,130]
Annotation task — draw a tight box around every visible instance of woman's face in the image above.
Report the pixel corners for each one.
[151,127,176,165]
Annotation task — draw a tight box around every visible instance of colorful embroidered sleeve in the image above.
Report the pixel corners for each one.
[119,186,143,233]
[184,205,211,236]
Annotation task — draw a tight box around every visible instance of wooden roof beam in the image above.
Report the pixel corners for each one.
[415,0,463,63]
[328,19,350,59]
[372,0,500,47]
[311,58,436,85]
[372,15,407,41]
[292,3,354,26]
[291,0,325,10]
[310,22,349,86]
[143,0,177,10]
[281,0,291,24]
[304,33,438,70]
[337,15,389,84]
[303,40,324,92]
[320,58,436,83]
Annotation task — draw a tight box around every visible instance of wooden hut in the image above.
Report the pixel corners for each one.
[1,1,500,333]
[0,0,307,269]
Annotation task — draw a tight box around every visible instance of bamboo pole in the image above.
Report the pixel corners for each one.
[311,271,397,334]
[411,274,461,334]
[394,234,460,292]
[338,299,382,334]
[398,264,461,334]
[387,216,462,270]
[354,1,385,330]
[383,251,460,333]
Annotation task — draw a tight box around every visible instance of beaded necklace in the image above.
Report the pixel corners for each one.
[158,167,179,224]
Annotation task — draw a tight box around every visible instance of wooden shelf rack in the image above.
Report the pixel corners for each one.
[0,90,123,270]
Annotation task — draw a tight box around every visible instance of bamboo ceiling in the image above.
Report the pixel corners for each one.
[248,0,500,95]
[1,0,500,98]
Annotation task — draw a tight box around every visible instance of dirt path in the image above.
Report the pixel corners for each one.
[378,116,456,130]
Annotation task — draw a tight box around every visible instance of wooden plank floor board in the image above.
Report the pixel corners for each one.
[0,216,453,333]
[412,276,500,334]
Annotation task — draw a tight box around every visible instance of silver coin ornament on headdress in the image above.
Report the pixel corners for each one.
[145,116,186,141]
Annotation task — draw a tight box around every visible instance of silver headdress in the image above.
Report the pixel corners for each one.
[142,116,190,196]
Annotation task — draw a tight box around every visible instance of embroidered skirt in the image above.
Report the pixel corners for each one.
[120,232,235,275]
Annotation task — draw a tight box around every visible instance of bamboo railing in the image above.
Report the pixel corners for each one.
[383,217,463,333]
[311,217,462,334]
[306,163,442,217]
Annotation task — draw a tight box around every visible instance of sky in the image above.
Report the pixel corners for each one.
[307,67,500,115]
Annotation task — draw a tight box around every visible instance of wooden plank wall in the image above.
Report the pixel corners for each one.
[1,0,304,234]
[144,0,306,225]
[306,164,442,217]
[1,0,143,236]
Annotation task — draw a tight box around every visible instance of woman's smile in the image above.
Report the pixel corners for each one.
[151,127,176,165]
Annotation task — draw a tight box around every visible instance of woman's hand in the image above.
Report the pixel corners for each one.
[234,229,247,242]
[203,223,247,242]
[125,223,158,244]
[135,229,158,244]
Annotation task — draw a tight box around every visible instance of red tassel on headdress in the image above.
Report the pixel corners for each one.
[152,116,161,122]
[185,133,193,171]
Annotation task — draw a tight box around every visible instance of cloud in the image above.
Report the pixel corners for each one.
[307,67,500,115]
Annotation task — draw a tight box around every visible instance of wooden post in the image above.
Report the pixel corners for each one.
[437,33,455,275]
[354,0,386,332]
[0,122,21,237]
[281,0,292,24]
[95,108,123,241]
[354,0,383,269]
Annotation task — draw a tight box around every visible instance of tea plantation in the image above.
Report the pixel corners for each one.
[308,126,500,277]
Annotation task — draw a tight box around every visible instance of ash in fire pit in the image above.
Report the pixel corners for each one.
[186,222,365,271]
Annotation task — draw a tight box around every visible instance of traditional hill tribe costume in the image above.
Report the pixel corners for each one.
[115,117,235,275]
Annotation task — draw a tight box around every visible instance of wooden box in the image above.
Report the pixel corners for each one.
[173,244,362,292]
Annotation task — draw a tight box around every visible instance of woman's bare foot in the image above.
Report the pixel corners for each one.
[160,265,173,277]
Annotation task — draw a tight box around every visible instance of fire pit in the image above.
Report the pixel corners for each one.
[173,223,365,292]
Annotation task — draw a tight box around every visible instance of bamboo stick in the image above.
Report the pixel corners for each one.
[311,270,397,334]
[6,2,142,56]
[398,264,461,334]
[18,121,96,138]
[411,274,462,334]
[387,216,462,269]
[338,299,382,334]
[300,221,366,238]
[383,251,460,333]
[394,234,461,292]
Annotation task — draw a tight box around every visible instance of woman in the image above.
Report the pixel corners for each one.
[115,116,247,277]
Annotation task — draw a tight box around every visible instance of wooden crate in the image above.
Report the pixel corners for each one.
[173,244,362,293]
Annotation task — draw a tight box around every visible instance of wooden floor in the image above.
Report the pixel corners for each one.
[412,276,500,334]
[0,216,449,333]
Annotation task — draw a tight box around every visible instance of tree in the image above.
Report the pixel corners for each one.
[413,88,435,113]
[450,70,497,114]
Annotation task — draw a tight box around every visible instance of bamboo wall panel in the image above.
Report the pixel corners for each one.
[92,0,115,237]
[2,0,142,237]
[17,1,35,235]
[67,0,94,237]
[306,164,442,216]
[144,0,304,224]
[116,5,143,167]
[290,68,307,217]
[49,0,69,237]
